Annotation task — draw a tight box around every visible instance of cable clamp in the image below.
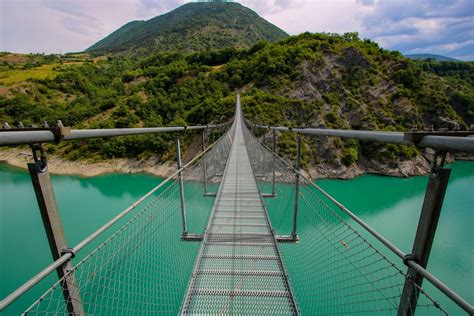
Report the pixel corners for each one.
[61,247,76,259]
[403,253,418,266]
[50,126,71,143]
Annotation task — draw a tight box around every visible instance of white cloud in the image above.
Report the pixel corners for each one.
[412,39,474,53]
[0,0,472,60]
[238,0,302,14]
[353,0,474,59]
[259,0,362,35]
[137,0,187,19]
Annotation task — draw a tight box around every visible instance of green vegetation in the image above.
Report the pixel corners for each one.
[86,2,288,55]
[0,64,58,86]
[1,32,472,170]
[0,51,235,161]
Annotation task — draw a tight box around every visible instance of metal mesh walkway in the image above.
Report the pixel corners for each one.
[181,96,298,315]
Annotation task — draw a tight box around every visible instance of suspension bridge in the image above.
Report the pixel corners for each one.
[181,96,298,314]
[0,94,473,315]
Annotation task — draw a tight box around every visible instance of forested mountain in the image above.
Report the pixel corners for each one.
[1,31,473,177]
[405,54,460,62]
[86,2,288,55]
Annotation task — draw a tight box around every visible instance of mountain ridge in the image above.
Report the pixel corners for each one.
[86,2,288,55]
[405,53,460,62]
[2,9,473,179]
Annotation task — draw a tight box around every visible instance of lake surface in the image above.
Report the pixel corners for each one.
[0,162,472,315]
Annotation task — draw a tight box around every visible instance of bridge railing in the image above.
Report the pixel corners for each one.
[249,124,474,153]
[243,120,474,315]
[0,122,234,315]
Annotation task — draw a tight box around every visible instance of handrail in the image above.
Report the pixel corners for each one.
[0,122,232,147]
[0,130,230,311]
[250,124,474,152]
[257,139,474,314]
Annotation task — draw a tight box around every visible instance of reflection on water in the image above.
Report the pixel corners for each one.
[76,173,159,198]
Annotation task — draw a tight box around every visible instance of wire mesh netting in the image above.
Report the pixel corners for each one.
[15,115,452,316]
[180,113,298,315]
[23,128,233,315]
[242,123,447,316]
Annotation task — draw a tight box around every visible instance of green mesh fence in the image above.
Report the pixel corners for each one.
[22,129,233,315]
[242,124,447,316]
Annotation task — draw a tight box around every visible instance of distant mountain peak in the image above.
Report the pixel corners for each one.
[86,2,288,55]
[405,53,460,62]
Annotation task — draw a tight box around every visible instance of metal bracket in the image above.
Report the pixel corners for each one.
[51,126,71,143]
[61,247,77,259]
[402,253,419,266]
[29,143,48,172]
[430,150,448,170]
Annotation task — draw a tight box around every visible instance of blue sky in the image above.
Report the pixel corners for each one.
[1,0,473,60]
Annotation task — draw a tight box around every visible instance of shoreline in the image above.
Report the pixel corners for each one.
[1,148,472,179]
[0,148,175,178]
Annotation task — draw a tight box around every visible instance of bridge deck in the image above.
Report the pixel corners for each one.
[181,98,297,315]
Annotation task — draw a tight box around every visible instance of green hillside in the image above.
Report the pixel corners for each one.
[1,33,473,176]
[86,2,288,55]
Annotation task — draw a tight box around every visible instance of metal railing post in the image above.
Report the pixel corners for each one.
[202,129,209,194]
[256,135,261,174]
[259,130,264,175]
[398,152,451,315]
[271,129,276,196]
[212,128,217,176]
[27,144,84,316]
[175,134,188,237]
[291,133,302,240]
[219,118,224,139]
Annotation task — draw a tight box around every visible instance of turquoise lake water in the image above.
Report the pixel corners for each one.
[0,162,472,315]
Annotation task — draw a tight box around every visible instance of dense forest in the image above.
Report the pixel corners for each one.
[1,32,473,175]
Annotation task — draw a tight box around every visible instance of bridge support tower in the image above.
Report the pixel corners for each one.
[398,151,451,315]
[28,144,84,315]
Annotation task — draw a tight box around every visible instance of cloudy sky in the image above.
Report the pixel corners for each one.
[1,0,473,60]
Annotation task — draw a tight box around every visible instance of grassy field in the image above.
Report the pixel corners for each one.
[0,52,93,88]
[0,64,57,86]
